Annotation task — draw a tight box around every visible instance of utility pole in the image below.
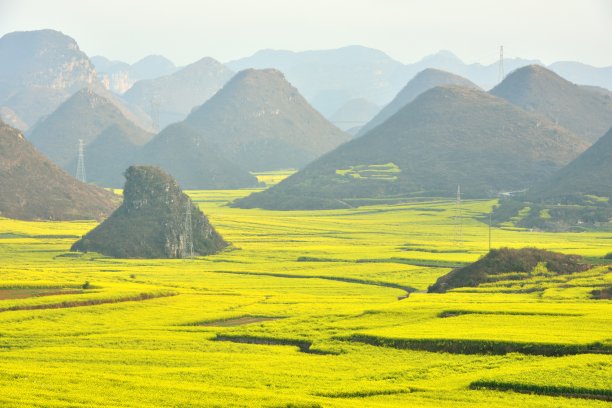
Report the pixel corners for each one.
[183,201,194,259]
[498,45,505,83]
[76,139,86,183]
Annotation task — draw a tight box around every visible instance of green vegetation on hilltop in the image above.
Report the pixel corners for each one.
[491,65,612,143]
[234,86,586,210]
[428,247,590,293]
[358,68,480,136]
[184,68,350,171]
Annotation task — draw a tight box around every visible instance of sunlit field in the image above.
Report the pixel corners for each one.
[0,188,610,407]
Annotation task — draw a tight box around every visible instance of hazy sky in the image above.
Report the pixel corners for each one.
[1,0,611,66]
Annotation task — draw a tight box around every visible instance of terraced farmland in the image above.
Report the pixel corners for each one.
[0,189,610,407]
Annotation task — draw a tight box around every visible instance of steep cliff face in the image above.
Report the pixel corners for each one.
[0,29,98,127]
[71,166,228,258]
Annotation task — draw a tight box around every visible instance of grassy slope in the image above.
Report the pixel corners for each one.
[0,189,610,407]
[234,86,586,210]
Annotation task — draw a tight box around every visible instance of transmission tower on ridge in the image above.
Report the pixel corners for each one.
[183,201,194,259]
[76,139,86,183]
[498,45,505,83]
[455,184,463,245]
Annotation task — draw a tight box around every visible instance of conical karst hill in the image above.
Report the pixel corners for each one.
[136,122,260,189]
[28,88,152,170]
[491,65,612,143]
[357,68,479,136]
[182,68,351,171]
[234,85,587,210]
[526,126,612,203]
[0,120,119,220]
[71,166,228,258]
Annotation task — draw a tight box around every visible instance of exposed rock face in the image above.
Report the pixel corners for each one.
[0,120,119,221]
[71,166,228,258]
[92,54,177,94]
[0,29,98,127]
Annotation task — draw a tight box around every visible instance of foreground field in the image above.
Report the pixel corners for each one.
[0,189,610,407]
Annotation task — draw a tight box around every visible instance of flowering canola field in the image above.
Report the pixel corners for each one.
[0,189,610,407]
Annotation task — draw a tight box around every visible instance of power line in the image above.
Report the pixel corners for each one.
[76,139,86,183]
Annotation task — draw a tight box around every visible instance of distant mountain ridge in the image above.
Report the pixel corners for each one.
[92,54,177,94]
[228,46,612,118]
[329,98,380,132]
[228,45,405,116]
[122,57,234,129]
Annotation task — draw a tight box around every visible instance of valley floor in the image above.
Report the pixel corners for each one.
[0,189,610,407]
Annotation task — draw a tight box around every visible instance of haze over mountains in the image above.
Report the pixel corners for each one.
[227,46,612,120]
[234,86,586,210]
[329,98,380,133]
[122,57,234,129]
[1,27,611,218]
[357,68,480,136]
[92,54,177,94]
[181,68,350,171]
[28,88,153,169]
[0,120,118,220]
[0,29,97,130]
[136,122,259,189]
[491,65,612,143]
[527,126,612,203]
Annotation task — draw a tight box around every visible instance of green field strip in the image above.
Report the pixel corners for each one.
[341,334,611,356]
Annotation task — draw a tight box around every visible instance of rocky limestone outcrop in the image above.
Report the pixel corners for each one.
[71,166,228,258]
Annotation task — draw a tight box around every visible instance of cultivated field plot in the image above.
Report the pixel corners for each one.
[0,190,610,407]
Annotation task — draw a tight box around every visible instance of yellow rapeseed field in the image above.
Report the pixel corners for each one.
[0,189,610,407]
